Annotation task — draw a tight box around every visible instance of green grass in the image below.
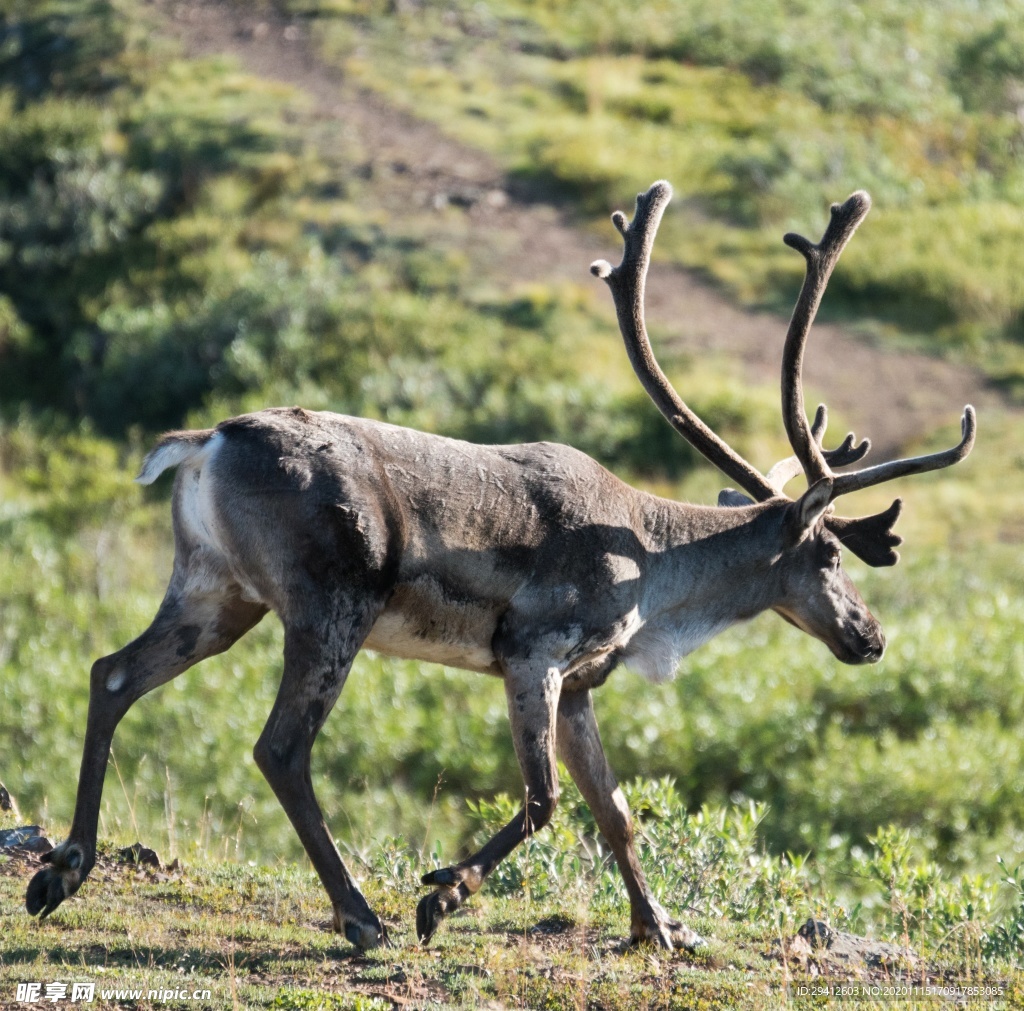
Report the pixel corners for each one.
[2,786,1022,1010]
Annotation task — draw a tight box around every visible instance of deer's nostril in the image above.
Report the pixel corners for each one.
[862,627,885,661]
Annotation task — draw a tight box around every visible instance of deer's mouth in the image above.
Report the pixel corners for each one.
[831,625,885,665]
[775,608,885,665]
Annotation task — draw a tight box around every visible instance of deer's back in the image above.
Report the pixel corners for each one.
[178,408,651,674]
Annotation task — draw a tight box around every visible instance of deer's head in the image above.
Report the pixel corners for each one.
[594,182,974,666]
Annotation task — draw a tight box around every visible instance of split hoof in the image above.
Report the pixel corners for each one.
[416,884,464,944]
[335,908,389,950]
[333,902,389,950]
[26,843,85,918]
[631,913,707,952]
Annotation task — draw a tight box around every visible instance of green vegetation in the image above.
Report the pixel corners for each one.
[5,413,1024,872]
[289,0,1024,390]
[0,0,769,469]
[2,790,1023,1008]
[1,1,1024,1003]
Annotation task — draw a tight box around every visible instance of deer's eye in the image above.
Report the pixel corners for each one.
[826,544,842,568]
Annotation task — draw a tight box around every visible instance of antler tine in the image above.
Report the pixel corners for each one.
[592,182,778,502]
[829,405,976,497]
[766,404,871,492]
[781,192,872,487]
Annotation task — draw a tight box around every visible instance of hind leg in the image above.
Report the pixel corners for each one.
[26,573,265,918]
[252,592,388,949]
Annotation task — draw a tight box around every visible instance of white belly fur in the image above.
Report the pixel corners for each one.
[364,576,500,673]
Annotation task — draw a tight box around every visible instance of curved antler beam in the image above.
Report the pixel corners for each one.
[781,192,872,486]
[592,182,778,503]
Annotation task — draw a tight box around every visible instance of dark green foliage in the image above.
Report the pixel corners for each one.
[0,0,134,103]
[955,19,1024,115]
[0,3,307,426]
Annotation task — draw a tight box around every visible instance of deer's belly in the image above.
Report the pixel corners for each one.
[364,576,503,675]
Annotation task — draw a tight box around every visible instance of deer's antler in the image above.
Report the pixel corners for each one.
[781,197,976,499]
[779,193,872,484]
[593,182,975,569]
[591,182,778,503]
[765,404,870,492]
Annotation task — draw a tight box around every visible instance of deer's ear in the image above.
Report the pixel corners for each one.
[718,488,754,508]
[786,478,834,544]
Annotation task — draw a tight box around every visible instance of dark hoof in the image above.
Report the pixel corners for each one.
[25,843,84,918]
[339,914,388,950]
[420,867,457,886]
[416,885,462,944]
[631,921,707,952]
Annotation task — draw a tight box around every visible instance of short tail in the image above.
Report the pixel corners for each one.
[136,429,217,485]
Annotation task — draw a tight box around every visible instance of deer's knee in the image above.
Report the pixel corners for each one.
[253,729,306,783]
[89,654,140,723]
[252,736,281,779]
[91,652,126,694]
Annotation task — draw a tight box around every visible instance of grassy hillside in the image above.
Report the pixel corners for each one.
[2,0,1024,995]
[284,0,1024,394]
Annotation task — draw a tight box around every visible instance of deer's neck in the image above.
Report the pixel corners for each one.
[621,496,785,682]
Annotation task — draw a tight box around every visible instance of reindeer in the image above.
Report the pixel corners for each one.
[27,182,974,950]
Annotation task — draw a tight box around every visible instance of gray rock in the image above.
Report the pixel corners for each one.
[0,825,53,854]
[797,918,919,968]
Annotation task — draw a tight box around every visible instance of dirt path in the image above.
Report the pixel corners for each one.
[150,0,1007,458]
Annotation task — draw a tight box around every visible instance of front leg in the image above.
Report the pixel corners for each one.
[417,663,561,943]
[556,688,705,951]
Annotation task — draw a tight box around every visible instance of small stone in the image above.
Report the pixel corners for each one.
[0,825,52,853]
[118,842,161,868]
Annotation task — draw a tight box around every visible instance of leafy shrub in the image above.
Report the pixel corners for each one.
[0,0,135,103]
[984,858,1024,961]
[955,19,1024,115]
[466,776,815,929]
